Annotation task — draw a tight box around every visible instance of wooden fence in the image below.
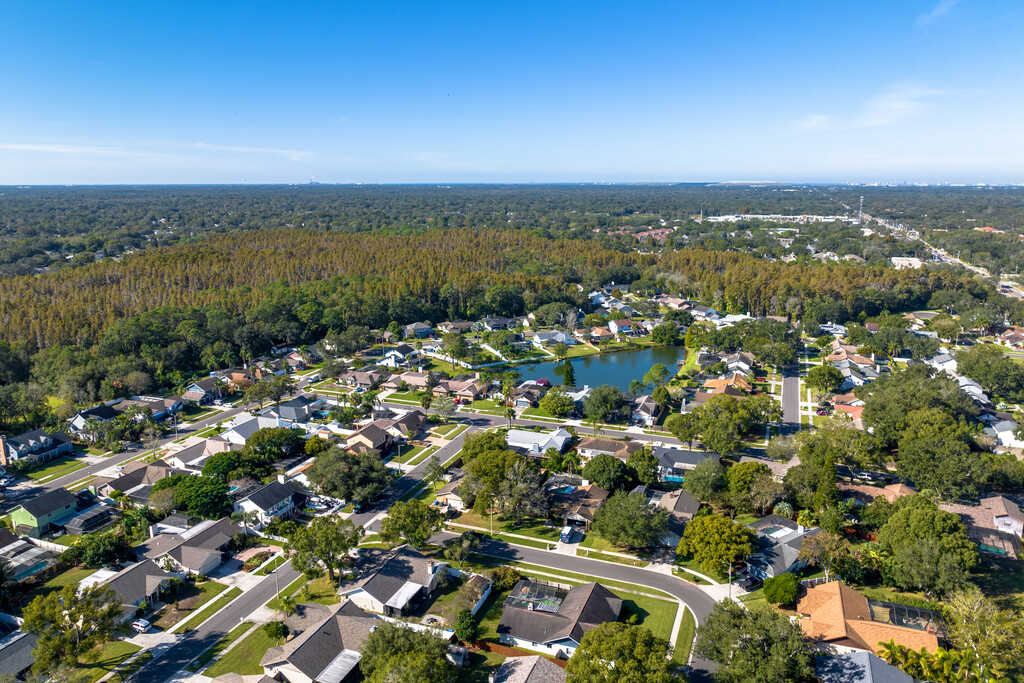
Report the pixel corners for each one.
[471,641,568,668]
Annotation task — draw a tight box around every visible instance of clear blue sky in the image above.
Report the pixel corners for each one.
[1,1,1022,184]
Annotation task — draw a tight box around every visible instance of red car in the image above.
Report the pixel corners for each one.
[816,407,831,416]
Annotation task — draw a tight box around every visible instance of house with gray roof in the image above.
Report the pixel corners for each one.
[261,601,381,683]
[653,447,718,482]
[269,395,318,423]
[815,652,913,683]
[135,517,241,575]
[505,428,572,456]
[0,630,37,679]
[745,514,821,580]
[339,545,449,617]
[0,428,73,467]
[235,480,308,528]
[496,580,621,658]
[10,487,81,537]
[490,655,566,683]
[100,559,173,621]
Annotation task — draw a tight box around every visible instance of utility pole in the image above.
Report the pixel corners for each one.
[858,196,864,224]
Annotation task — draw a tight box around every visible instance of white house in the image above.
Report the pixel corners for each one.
[927,353,958,375]
[988,420,1024,449]
[505,428,572,456]
[220,415,291,445]
[235,480,308,528]
[532,331,577,347]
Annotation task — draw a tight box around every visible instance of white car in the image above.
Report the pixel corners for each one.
[131,619,151,633]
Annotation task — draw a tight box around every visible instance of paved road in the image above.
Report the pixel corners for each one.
[133,561,302,683]
[780,364,800,434]
[473,537,718,679]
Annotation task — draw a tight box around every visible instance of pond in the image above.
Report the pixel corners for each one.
[512,346,687,391]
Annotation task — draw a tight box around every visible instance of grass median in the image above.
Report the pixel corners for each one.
[185,621,255,673]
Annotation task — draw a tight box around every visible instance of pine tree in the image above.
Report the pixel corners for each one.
[813,453,839,512]
[562,360,576,388]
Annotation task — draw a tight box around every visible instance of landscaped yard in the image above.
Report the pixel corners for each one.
[972,563,1024,610]
[204,626,280,677]
[73,640,141,683]
[24,455,87,482]
[406,444,438,467]
[266,574,339,611]
[456,650,507,683]
[614,591,678,643]
[520,407,566,422]
[185,622,255,672]
[152,580,230,630]
[675,607,696,663]
[452,511,561,541]
[17,566,97,615]
[467,399,506,413]
[431,421,464,436]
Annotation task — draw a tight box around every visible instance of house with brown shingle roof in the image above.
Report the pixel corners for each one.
[798,581,944,654]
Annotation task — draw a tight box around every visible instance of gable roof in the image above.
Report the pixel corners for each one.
[576,438,643,458]
[77,405,120,421]
[653,447,718,470]
[343,545,447,607]
[19,488,79,519]
[261,601,380,681]
[492,655,566,683]
[103,559,172,607]
[242,481,307,512]
[815,652,913,683]
[498,580,621,646]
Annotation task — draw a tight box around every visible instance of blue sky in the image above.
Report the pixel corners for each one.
[1,1,1022,183]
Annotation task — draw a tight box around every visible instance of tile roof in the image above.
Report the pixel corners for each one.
[492,655,566,683]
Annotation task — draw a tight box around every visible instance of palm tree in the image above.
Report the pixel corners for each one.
[200,347,220,372]
[505,407,516,430]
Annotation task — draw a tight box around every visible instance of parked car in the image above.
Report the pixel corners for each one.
[132,619,151,633]
[816,408,831,416]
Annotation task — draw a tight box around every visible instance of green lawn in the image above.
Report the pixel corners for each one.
[580,533,617,551]
[204,626,279,677]
[152,580,230,630]
[468,399,505,412]
[452,511,561,541]
[456,650,507,683]
[17,567,97,615]
[466,555,678,600]
[172,586,241,633]
[576,548,649,567]
[50,534,80,546]
[254,555,287,576]
[107,651,152,683]
[520,407,566,422]
[972,563,1024,611]
[675,555,727,583]
[615,591,678,644]
[431,422,463,436]
[73,640,141,683]
[266,574,339,611]
[182,407,220,423]
[192,425,223,439]
[565,344,600,358]
[675,607,696,664]
[25,455,87,482]
[185,622,255,672]
[494,533,551,550]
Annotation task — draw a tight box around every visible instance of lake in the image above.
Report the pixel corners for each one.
[513,346,686,391]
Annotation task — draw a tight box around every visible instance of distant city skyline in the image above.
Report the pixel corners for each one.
[2,1,1023,184]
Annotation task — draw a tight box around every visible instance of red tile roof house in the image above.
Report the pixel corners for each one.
[940,496,1024,557]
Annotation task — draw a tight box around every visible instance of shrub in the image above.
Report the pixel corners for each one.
[490,565,522,591]
[263,621,289,639]
[453,609,479,642]
[763,572,801,605]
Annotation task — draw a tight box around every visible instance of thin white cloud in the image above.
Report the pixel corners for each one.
[916,0,959,26]
[790,83,944,132]
[0,142,140,157]
[0,140,314,163]
[190,142,312,161]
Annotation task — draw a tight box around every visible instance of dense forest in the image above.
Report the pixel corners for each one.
[0,184,1021,433]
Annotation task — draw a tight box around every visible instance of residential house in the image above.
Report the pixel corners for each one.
[496,580,622,659]
[657,489,701,534]
[269,395,318,422]
[370,410,428,440]
[223,368,255,391]
[505,428,572,456]
[339,545,449,616]
[588,327,615,343]
[435,475,467,511]
[93,460,190,503]
[745,515,821,579]
[381,371,430,392]
[837,482,916,506]
[607,319,633,335]
[235,480,309,528]
[819,322,848,337]
[481,317,515,331]
[220,415,291,446]
[688,305,720,322]
[261,600,381,683]
[575,437,643,462]
[0,428,74,467]
[956,376,992,407]
[404,322,434,338]
[438,321,474,334]
[723,351,755,375]
[346,424,392,454]
[166,439,238,471]
[0,527,61,581]
[926,353,958,374]
[251,358,287,379]
[548,483,609,529]
[10,487,81,538]
[532,330,577,347]
[69,404,120,438]
[703,373,752,393]
[512,386,547,408]
[630,395,659,427]
[939,496,1024,556]
[381,344,419,368]
[98,559,174,621]
[489,655,565,683]
[738,455,794,481]
[986,419,1024,450]
[653,447,718,482]
[798,581,943,653]
[0,630,37,680]
[337,370,383,391]
[114,396,186,422]
[182,376,225,404]
[815,652,913,683]
[135,517,241,576]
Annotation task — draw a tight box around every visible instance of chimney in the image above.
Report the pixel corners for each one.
[149,525,158,538]
[428,560,435,573]
[277,474,287,485]
[528,602,534,611]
